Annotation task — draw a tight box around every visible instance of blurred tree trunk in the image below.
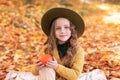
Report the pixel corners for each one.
[80,0,120,3]
[59,0,68,4]
[26,0,34,4]
[59,0,73,6]
[107,0,119,2]
[101,0,120,3]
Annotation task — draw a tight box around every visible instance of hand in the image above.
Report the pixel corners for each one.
[46,57,58,70]
[35,59,45,71]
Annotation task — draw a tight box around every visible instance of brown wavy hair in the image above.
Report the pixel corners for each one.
[45,17,78,67]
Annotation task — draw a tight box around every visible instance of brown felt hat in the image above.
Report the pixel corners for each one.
[41,7,85,37]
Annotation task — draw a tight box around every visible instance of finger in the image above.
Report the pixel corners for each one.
[35,60,40,64]
[53,57,57,62]
[45,63,52,67]
[53,57,56,60]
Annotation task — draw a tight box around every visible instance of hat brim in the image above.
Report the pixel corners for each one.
[41,8,85,37]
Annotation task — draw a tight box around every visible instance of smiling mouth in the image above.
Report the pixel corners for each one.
[60,35,67,37]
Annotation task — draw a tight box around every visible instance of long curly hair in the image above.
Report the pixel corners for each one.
[45,17,78,67]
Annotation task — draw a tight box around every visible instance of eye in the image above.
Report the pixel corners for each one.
[65,26,70,29]
[55,27,61,30]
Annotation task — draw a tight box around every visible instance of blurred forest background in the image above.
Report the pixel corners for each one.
[0,0,120,80]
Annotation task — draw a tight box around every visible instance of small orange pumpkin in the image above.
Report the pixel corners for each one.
[39,54,53,65]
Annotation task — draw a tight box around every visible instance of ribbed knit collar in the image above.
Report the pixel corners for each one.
[57,42,69,60]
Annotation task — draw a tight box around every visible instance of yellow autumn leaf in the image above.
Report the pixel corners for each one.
[30,35,42,41]
[0,15,2,19]
[101,55,114,61]
[117,35,120,39]
[14,50,23,62]
[20,66,27,72]
[20,64,33,72]
[1,19,9,26]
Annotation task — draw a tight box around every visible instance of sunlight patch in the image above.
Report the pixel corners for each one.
[97,4,111,10]
[103,12,120,24]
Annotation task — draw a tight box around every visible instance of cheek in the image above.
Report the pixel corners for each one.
[68,30,71,35]
[55,31,59,37]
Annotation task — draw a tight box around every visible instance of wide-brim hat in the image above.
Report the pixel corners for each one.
[41,7,85,37]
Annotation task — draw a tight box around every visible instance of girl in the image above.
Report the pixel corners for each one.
[31,7,85,80]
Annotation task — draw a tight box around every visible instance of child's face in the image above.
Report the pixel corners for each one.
[54,17,71,44]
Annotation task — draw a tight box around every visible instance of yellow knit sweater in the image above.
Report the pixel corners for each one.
[31,44,85,80]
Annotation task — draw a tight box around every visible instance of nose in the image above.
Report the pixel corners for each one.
[61,27,65,33]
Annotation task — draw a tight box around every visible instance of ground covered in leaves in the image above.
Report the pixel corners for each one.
[0,0,120,80]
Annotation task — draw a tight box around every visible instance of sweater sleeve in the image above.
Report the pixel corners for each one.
[31,64,39,76]
[56,47,85,80]
[31,44,48,76]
